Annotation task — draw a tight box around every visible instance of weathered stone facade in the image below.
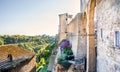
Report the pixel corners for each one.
[67,13,79,58]
[58,13,72,41]
[11,56,36,72]
[58,13,87,61]
[79,0,96,72]
[57,12,87,72]
[77,13,87,60]
[96,0,120,72]
[57,0,120,72]
[81,0,120,72]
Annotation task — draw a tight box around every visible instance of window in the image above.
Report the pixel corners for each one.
[114,31,119,47]
[106,36,110,47]
[100,29,103,39]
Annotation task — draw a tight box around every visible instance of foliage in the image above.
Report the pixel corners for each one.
[0,35,55,52]
[0,38,4,45]
[0,34,56,72]
[57,39,74,70]
[57,57,72,70]
[36,43,57,72]
[40,64,48,72]
[36,57,46,71]
[63,47,73,55]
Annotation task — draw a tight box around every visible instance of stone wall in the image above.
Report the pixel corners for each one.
[84,0,96,71]
[77,13,87,59]
[58,13,67,41]
[19,56,36,72]
[67,13,79,58]
[96,0,120,72]
[10,56,36,72]
[57,0,120,72]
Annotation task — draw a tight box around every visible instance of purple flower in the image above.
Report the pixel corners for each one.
[59,40,70,48]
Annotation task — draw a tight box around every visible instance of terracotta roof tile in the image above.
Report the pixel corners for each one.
[0,44,35,63]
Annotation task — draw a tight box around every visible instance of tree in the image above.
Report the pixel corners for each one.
[0,38,4,45]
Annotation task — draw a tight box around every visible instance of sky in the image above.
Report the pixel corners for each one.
[0,0,80,36]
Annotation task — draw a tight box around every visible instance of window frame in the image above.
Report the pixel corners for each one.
[114,31,119,48]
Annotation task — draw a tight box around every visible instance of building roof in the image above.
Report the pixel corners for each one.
[0,44,35,70]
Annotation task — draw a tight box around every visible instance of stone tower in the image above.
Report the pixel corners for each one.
[58,13,72,41]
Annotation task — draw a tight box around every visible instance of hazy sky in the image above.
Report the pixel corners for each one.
[0,0,80,36]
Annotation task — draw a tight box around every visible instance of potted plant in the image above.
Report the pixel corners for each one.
[57,39,75,70]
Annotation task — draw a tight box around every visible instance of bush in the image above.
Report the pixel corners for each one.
[57,58,72,70]
[65,55,74,60]
[57,39,74,70]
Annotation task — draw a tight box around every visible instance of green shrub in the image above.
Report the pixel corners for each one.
[58,58,72,70]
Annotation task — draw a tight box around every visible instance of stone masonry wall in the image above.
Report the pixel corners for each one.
[67,14,79,57]
[58,13,67,41]
[96,0,120,72]
[77,13,87,60]
[10,56,36,72]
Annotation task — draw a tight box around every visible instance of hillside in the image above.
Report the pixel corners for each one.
[0,35,57,72]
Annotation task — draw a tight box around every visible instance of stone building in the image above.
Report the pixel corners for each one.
[0,45,36,72]
[56,0,120,72]
[66,13,87,61]
[56,12,87,72]
[58,12,87,59]
[58,13,72,41]
[80,0,96,72]
[57,1,96,72]
[96,0,120,72]
[78,0,120,72]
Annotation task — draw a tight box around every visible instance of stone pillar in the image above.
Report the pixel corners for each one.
[86,0,96,72]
